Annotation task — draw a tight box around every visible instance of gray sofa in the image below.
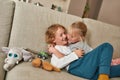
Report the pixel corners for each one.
[0,0,120,80]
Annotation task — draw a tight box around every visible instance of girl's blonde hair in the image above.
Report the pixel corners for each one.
[45,24,67,44]
[70,21,87,37]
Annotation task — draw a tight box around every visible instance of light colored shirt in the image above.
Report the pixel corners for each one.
[69,41,93,54]
[50,41,92,69]
[51,45,78,69]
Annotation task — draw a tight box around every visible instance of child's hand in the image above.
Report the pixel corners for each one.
[48,44,64,58]
[48,44,55,54]
[74,49,84,58]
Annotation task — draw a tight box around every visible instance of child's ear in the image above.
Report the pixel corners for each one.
[2,47,10,54]
[53,40,55,43]
[53,40,56,44]
[52,38,56,43]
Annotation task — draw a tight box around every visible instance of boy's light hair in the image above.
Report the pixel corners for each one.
[70,21,87,37]
[45,24,67,44]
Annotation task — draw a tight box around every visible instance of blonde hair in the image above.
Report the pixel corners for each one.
[70,21,87,37]
[45,24,67,44]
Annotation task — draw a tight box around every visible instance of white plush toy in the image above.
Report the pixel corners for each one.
[2,47,34,71]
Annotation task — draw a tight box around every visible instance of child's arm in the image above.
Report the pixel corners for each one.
[48,45,65,58]
[50,49,85,69]
[48,45,84,58]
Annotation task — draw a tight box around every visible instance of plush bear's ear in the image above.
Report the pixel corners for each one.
[2,47,10,54]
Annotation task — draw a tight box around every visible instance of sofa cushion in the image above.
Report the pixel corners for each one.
[0,0,15,52]
[5,62,120,80]
[5,62,84,80]
[8,2,82,52]
[0,53,6,80]
[83,18,120,58]
[0,1,15,80]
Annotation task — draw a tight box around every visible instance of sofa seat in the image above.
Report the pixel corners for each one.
[5,62,84,80]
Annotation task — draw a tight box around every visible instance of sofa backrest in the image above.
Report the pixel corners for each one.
[84,18,120,58]
[8,1,120,58]
[8,1,82,52]
[0,0,15,52]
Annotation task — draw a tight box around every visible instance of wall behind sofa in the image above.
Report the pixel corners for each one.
[98,0,120,26]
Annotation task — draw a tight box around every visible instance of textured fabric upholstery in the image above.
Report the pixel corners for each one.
[8,2,82,52]
[0,1,120,80]
[83,18,120,58]
[0,0,15,52]
[0,1,15,80]
[6,62,84,80]
[0,53,6,80]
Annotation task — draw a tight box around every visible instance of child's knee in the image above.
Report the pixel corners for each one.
[103,42,113,52]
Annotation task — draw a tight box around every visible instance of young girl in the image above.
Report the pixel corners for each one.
[45,23,120,80]
[66,21,92,54]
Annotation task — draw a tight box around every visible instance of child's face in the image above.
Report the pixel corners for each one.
[67,29,81,44]
[53,28,68,45]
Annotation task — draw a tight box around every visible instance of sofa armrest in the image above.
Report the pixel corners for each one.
[0,53,6,80]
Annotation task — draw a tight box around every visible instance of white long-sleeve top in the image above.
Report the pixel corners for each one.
[51,41,92,69]
[51,45,78,69]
